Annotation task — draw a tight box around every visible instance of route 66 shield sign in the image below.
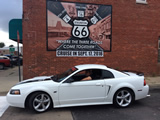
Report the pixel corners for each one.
[72,20,90,38]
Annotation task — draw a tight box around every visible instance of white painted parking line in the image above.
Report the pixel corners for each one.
[0,96,9,117]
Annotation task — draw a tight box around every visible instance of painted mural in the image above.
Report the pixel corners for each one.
[47,0,112,57]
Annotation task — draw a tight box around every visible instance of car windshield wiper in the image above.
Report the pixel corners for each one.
[51,75,58,82]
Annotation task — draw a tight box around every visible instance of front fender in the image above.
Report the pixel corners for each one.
[18,83,59,108]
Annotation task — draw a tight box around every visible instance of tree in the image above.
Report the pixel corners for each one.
[9,45,14,47]
[0,42,5,48]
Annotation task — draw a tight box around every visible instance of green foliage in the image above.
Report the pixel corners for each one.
[0,42,5,48]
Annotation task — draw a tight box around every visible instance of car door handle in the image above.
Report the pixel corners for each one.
[96,83,102,86]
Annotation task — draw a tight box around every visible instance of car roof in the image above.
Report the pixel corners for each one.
[75,64,107,70]
[0,56,9,58]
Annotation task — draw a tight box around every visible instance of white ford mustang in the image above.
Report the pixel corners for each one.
[7,64,149,113]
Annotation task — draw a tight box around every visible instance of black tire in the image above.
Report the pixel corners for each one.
[28,92,52,113]
[0,63,4,70]
[113,88,134,108]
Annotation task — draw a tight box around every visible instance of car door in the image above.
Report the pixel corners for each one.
[58,69,106,106]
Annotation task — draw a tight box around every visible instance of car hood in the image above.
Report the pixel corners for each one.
[17,76,53,85]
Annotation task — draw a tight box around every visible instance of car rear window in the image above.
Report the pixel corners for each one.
[101,70,114,79]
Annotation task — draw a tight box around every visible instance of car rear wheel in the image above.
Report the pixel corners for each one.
[113,89,134,108]
[29,92,52,113]
[0,63,4,70]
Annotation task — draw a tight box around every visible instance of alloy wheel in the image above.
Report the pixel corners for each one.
[115,89,132,107]
[32,93,51,112]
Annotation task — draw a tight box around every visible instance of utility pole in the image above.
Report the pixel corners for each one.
[17,30,21,82]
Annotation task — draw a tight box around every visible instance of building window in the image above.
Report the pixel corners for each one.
[158,37,160,62]
[136,0,148,4]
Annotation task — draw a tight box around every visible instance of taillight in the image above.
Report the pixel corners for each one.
[144,79,146,86]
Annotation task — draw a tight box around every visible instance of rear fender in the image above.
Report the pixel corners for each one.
[107,83,136,102]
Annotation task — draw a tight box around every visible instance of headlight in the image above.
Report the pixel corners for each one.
[10,89,21,95]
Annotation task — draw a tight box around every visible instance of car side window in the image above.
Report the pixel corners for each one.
[91,69,102,80]
[101,70,114,79]
[73,70,90,81]
[64,69,104,83]
[64,70,87,83]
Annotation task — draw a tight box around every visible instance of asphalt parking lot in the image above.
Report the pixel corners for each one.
[71,88,160,120]
[0,67,160,120]
[0,88,160,120]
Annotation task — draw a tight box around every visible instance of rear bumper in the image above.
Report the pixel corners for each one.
[135,85,149,100]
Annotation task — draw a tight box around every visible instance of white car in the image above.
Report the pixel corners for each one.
[7,64,149,113]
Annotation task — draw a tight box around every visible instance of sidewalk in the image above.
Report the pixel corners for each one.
[0,66,23,95]
[0,96,9,117]
[146,76,160,88]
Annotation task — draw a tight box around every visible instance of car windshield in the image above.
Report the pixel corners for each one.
[52,67,78,82]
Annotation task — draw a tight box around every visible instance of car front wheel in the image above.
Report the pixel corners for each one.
[29,92,52,113]
[113,89,134,108]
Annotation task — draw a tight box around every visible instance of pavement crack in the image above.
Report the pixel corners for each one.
[8,72,14,76]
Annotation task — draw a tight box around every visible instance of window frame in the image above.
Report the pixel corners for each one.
[158,40,160,50]
[158,38,160,62]
[136,0,148,4]
[64,68,115,83]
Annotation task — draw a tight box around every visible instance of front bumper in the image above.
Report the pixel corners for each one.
[6,92,25,108]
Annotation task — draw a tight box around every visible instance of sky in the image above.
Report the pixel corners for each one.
[0,0,22,47]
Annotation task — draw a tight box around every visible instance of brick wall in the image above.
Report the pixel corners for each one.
[23,0,160,79]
